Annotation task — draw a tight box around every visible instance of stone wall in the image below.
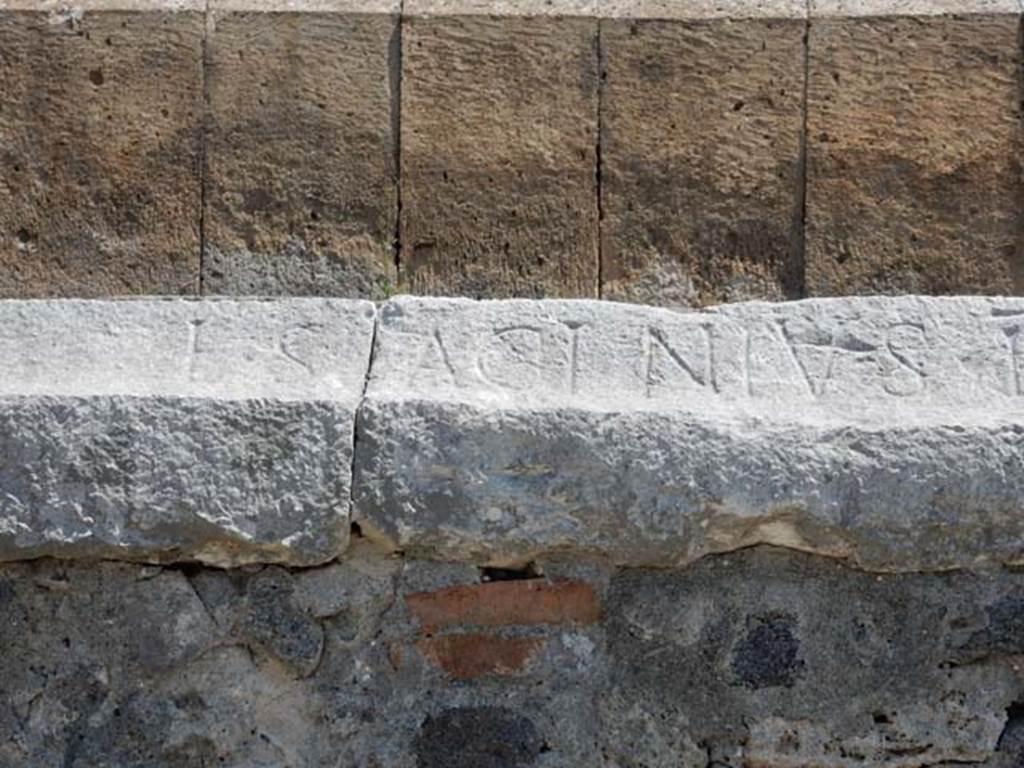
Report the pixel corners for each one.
[7,545,1024,767]
[3,0,1024,760]
[0,295,1022,766]
[1,0,1022,303]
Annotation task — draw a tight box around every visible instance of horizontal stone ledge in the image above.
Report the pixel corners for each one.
[354,295,1024,572]
[0,298,376,567]
[0,295,1021,572]
[0,0,1007,19]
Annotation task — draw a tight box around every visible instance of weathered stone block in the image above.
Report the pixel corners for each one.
[400,0,599,297]
[0,298,375,566]
[0,0,204,296]
[806,1,1024,295]
[355,295,1024,570]
[600,2,805,307]
[203,0,399,298]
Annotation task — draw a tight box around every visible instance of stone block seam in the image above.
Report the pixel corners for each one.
[0,295,1022,573]
[3,0,1022,300]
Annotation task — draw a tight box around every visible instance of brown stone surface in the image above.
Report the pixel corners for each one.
[0,3,203,296]
[203,1,398,298]
[600,13,805,307]
[406,579,602,631]
[400,9,599,298]
[805,7,1024,296]
[417,634,546,678]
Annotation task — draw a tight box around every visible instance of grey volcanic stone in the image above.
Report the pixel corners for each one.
[414,706,544,768]
[0,298,375,566]
[602,547,1024,767]
[3,547,1024,766]
[355,295,1024,570]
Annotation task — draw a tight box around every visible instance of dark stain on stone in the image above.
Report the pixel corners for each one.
[241,188,278,215]
[415,706,542,768]
[0,579,14,608]
[995,700,1024,764]
[731,612,803,689]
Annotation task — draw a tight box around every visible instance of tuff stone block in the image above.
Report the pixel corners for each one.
[355,295,1024,571]
[203,0,399,298]
[0,0,204,296]
[600,1,806,307]
[0,298,375,566]
[805,0,1024,295]
[399,0,599,297]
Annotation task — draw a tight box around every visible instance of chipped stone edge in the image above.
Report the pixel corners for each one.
[810,0,1020,18]
[209,0,400,16]
[0,0,204,12]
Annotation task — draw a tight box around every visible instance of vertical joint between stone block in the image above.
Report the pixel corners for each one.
[596,18,605,300]
[1015,9,1024,292]
[794,2,811,300]
[391,4,405,290]
[350,304,380,534]
[198,0,212,296]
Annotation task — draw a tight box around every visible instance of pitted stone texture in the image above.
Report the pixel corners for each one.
[0,2,203,296]
[399,11,599,298]
[203,1,398,299]
[0,551,608,766]
[0,549,402,767]
[356,295,1024,570]
[805,7,1024,296]
[600,13,804,307]
[0,298,374,566]
[603,547,1024,767]
[4,549,1024,766]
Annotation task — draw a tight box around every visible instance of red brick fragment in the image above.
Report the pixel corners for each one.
[406,579,601,632]
[417,634,545,679]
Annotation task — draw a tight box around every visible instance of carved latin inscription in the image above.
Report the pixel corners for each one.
[992,316,1024,396]
[385,298,1024,409]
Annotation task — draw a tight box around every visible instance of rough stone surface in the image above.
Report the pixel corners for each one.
[356,295,1024,570]
[407,0,594,14]
[203,0,399,299]
[601,0,804,18]
[0,1,203,296]
[4,546,1024,766]
[813,0,1018,16]
[600,12,805,307]
[603,547,1024,767]
[805,5,1024,295]
[0,298,375,566]
[399,9,599,298]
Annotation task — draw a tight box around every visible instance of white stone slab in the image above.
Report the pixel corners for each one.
[354,296,1024,570]
[0,298,375,566]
